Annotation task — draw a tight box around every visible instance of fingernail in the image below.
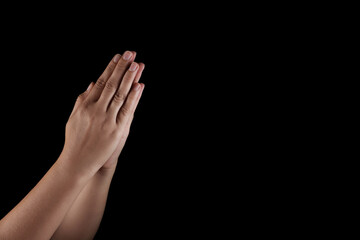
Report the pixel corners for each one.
[129,62,138,71]
[139,63,145,70]
[113,54,121,63]
[123,51,132,60]
[135,83,141,91]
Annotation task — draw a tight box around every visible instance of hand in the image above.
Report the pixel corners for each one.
[101,59,145,170]
[59,51,145,177]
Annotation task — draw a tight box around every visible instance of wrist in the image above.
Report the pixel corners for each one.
[97,164,117,178]
[55,154,94,185]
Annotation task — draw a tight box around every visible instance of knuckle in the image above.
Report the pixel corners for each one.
[113,91,126,104]
[114,65,127,74]
[107,62,116,72]
[76,96,82,103]
[105,81,115,91]
[95,78,106,89]
[77,92,86,101]
[119,106,131,117]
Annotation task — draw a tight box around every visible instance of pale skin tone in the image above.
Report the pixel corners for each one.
[0,50,145,240]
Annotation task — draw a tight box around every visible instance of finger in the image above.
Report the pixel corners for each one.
[131,51,137,60]
[112,89,139,156]
[107,62,139,114]
[112,62,143,110]
[70,82,94,117]
[98,51,135,107]
[134,63,145,83]
[116,83,144,125]
[123,83,144,131]
[111,84,143,156]
[99,54,123,81]
[87,54,122,102]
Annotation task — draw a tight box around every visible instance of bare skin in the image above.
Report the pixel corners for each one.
[0,50,145,240]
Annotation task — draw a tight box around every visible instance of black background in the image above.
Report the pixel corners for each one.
[0,3,338,238]
[0,4,314,238]
[0,7,235,238]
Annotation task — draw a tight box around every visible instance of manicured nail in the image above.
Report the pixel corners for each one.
[113,54,121,63]
[135,83,141,91]
[129,62,138,71]
[123,51,132,60]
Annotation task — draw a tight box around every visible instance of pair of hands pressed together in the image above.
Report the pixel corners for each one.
[0,50,145,240]
[61,50,145,176]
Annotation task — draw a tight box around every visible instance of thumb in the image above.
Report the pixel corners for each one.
[70,82,94,117]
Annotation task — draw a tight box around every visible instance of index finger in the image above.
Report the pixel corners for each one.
[86,54,121,102]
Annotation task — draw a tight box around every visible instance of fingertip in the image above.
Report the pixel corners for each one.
[139,83,145,93]
[129,62,139,72]
[87,82,94,91]
[131,51,137,60]
[113,54,121,63]
[135,82,141,91]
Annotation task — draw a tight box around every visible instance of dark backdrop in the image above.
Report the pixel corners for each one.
[0,5,306,238]
[0,12,227,238]
[1,3,316,238]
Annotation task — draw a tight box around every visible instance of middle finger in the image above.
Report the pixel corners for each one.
[98,50,135,108]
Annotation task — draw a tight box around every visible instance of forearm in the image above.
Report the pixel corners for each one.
[0,158,90,240]
[0,51,144,240]
[51,167,116,240]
